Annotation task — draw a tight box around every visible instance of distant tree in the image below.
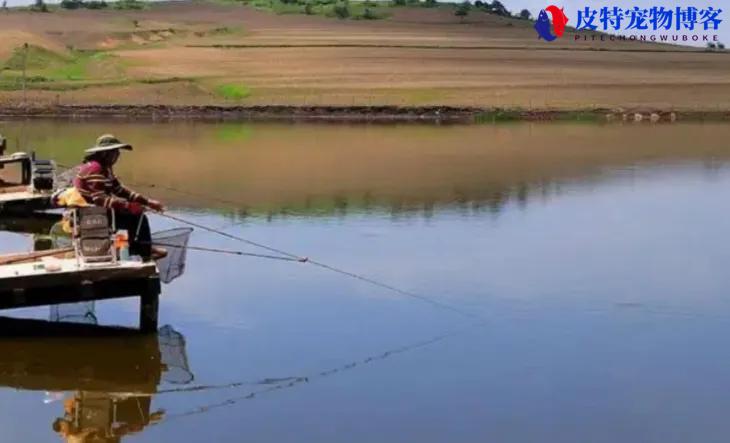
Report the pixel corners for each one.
[85,0,107,8]
[455,1,470,22]
[489,0,509,16]
[113,0,144,10]
[31,0,49,12]
[718,42,726,50]
[707,42,717,50]
[423,0,437,7]
[333,1,349,18]
[362,7,376,18]
[518,8,530,20]
[2,0,7,10]
[474,0,483,7]
[304,0,314,14]
[392,0,406,6]
[60,0,81,9]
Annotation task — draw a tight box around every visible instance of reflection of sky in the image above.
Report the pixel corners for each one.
[2,164,730,441]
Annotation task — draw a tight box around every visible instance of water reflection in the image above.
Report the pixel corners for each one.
[0,213,60,235]
[3,122,730,442]
[2,120,730,218]
[53,391,163,443]
[0,319,193,443]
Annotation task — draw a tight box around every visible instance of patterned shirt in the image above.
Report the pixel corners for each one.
[73,160,148,211]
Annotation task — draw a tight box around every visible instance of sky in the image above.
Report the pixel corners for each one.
[504,0,728,45]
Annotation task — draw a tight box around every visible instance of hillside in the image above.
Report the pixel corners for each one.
[0,0,727,111]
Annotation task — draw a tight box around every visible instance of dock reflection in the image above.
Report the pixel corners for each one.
[0,318,193,442]
[0,212,61,235]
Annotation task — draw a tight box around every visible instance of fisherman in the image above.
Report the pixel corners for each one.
[73,134,164,261]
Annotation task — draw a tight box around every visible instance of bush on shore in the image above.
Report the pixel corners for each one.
[474,0,510,16]
[113,0,146,10]
[30,0,49,12]
[236,0,387,20]
[60,0,108,9]
[454,1,469,22]
[333,1,349,18]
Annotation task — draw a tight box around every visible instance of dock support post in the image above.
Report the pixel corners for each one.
[139,276,160,333]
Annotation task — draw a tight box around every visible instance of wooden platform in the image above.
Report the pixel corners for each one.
[0,258,161,332]
[0,152,55,214]
[0,189,52,214]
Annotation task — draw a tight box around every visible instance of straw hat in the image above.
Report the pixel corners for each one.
[85,134,133,154]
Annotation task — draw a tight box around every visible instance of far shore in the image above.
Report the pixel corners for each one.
[0,104,727,123]
[0,2,727,114]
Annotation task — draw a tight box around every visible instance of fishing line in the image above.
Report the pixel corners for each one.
[156,326,466,424]
[154,211,482,320]
[147,241,302,262]
[155,377,307,395]
[155,212,303,260]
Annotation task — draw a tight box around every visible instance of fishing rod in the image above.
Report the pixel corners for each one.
[147,242,303,262]
[54,162,482,320]
[0,246,74,266]
[54,162,730,324]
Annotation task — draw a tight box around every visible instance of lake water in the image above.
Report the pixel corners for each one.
[1,121,730,442]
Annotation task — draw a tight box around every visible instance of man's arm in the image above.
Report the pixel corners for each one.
[75,162,134,211]
[111,177,149,205]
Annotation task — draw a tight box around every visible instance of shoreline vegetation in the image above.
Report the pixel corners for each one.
[0,104,726,123]
[0,0,727,118]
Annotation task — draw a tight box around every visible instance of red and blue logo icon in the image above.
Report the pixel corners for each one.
[534,5,570,41]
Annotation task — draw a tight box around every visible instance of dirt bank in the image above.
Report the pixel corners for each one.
[0,105,727,123]
[0,2,728,111]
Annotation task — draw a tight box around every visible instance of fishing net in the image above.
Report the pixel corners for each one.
[152,228,193,284]
[49,302,98,325]
[158,325,194,384]
[54,164,80,191]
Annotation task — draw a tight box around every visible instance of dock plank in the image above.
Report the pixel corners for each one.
[0,192,52,215]
[0,191,52,214]
[0,259,159,310]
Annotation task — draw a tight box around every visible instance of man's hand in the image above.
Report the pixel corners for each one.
[147,200,165,213]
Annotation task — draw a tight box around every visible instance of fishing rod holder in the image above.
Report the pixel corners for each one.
[0,151,56,191]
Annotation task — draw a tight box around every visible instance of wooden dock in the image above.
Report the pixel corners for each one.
[0,189,52,214]
[0,258,161,332]
[0,151,55,214]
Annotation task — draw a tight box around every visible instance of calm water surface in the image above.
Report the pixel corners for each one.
[1,121,730,442]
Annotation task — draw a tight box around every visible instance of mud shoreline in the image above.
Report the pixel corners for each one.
[0,105,728,123]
